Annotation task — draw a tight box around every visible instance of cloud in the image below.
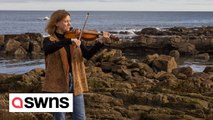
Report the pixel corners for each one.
[0,0,140,2]
[0,0,212,4]
[0,0,213,11]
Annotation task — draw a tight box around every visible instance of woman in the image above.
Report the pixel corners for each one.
[42,10,110,120]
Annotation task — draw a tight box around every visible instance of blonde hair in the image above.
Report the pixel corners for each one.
[45,10,70,35]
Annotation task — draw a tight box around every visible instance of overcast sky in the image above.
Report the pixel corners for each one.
[0,0,213,11]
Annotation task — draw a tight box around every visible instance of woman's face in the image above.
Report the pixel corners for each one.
[55,15,71,33]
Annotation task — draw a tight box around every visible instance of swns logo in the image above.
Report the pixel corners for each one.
[9,93,73,112]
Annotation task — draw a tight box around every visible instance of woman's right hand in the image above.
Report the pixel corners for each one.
[71,38,81,47]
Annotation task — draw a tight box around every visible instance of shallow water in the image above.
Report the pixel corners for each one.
[0,57,45,74]
[0,56,212,74]
[178,57,213,72]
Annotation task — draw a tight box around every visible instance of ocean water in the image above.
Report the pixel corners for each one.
[1,11,213,35]
[0,11,213,74]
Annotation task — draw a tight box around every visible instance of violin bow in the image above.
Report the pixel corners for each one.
[78,13,89,41]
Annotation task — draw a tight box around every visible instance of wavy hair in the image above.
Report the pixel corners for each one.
[45,10,70,35]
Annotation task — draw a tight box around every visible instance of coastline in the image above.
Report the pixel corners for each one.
[0,26,213,74]
[0,48,213,119]
[0,26,213,119]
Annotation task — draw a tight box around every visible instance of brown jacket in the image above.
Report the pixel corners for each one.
[42,35,88,96]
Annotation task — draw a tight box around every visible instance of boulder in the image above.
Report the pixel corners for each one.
[100,62,114,72]
[5,39,21,53]
[128,62,153,73]
[155,72,177,81]
[31,41,41,54]
[144,53,159,64]
[168,36,185,48]
[14,47,28,56]
[169,50,180,60]
[140,28,160,35]
[194,53,210,61]
[172,67,193,77]
[21,41,30,51]
[177,43,198,55]
[120,68,132,80]
[203,66,213,73]
[152,55,177,73]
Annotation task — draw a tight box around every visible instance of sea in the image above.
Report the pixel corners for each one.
[0,11,213,74]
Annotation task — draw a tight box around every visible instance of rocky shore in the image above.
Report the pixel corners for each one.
[0,48,213,120]
[0,26,213,59]
[0,26,213,120]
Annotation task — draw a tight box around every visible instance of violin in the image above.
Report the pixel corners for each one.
[65,13,119,42]
[64,28,119,41]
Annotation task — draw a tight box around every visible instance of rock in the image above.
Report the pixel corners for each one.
[0,74,14,84]
[120,68,132,80]
[25,33,43,43]
[169,27,190,33]
[169,50,180,60]
[31,41,41,54]
[172,67,193,77]
[168,36,185,48]
[175,73,188,79]
[92,49,123,62]
[140,28,160,35]
[5,39,21,53]
[144,53,159,64]
[195,53,210,61]
[203,66,213,73]
[100,62,114,72]
[0,33,44,56]
[128,62,153,73]
[193,72,211,81]
[0,35,4,46]
[152,55,177,73]
[178,43,198,55]
[155,72,177,81]
[0,68,45,93]
[21,41,30,51]
[14,47,28,56]
[111,65,125,73]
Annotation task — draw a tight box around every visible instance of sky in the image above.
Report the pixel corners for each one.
[0,0,213,11]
